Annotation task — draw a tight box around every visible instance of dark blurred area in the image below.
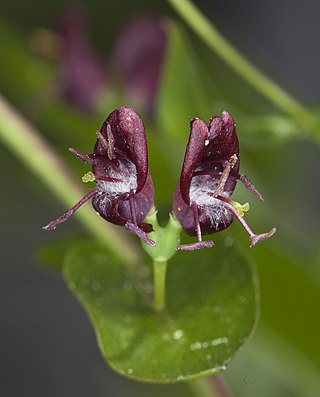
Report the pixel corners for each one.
[1,1,320,396]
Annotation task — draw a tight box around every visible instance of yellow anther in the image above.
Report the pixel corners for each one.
[82,171,95,183]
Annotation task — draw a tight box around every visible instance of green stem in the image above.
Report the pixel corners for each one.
[153,260,168,312]
[168,0,319,132]
[190,375,235,397]
[189,378,217,397]
[0,93,141,263]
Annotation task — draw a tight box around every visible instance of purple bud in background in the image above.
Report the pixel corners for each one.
[43,107,155,247]
[113,15,167,117]
[173,111,276,250]
[58,6,106,112]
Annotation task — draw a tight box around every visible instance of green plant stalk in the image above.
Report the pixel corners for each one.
[190,375,235,397]
[190,378,218,397]
[143,212,182,311]
[0,93,141,263]
[168,0,319,132]
[153,260,168,312]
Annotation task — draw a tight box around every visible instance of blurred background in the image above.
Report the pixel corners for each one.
[1,0,320,396]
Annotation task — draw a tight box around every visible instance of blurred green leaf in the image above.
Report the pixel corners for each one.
[63,239,258,383]
[147,132,177,203]
[156,20,307,152]
[0,19,105,155]
[0,20,55,105]
[250,246,320,368]
[237,112,303,148]
[157,23,213,144]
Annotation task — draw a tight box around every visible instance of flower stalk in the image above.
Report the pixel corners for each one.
[153,259,168,312]
[143,211,182,311]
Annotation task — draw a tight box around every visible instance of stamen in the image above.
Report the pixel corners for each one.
[82,171,95,183]
[193,201,203,243]
[96,130,109,151]
[177,202,214,251]
[106,124,116,160]
[124,222,156,247]
[95,174,124,183]
[239,174,264,202]
[177,241,214,251]
[96,125,116,160]
[214,194,276,247]
[69,148,96,165]
[212,154,238,197]
[129,194,138,225]
[43,189,99,230]
[228,199,250,217]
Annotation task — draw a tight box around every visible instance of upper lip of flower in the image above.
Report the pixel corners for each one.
[95,107,149,195]
[180,111,240,206]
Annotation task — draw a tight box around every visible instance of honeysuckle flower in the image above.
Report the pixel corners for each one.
[58,6,106,112]
[56,8,167,116]
[113,15,167,116]
[43,107,155,246]
[173,111,276,250]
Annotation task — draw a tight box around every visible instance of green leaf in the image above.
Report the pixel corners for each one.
[157,23,213,145]
[156,21,310,149]
[237,113,303,147]
[250,245,320,369]
[0,20,55,105]
[63,239,259,383]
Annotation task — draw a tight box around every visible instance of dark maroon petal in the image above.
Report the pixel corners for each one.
[95,107,148,193]
[180,118,210,204]
[92,172,154,230]
[207,111,240,170]
[173,182,234,237]
[173,184,196,235]
[180,111,240,206]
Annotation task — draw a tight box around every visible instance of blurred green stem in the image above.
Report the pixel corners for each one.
[190,375,234,397]
[0,93,141,263]
[190,379,216,397]
[168,0,319,134]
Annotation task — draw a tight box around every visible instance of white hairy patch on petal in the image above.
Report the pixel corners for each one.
[96,158,137,198]
[189,170,231,229]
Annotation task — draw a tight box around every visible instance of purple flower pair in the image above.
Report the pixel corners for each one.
[44,107,276,250]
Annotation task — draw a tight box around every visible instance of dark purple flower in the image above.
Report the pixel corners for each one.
[58,6,106,112]
[173,111,276,250]
[113,15,167,116]
[43,107,155,246]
